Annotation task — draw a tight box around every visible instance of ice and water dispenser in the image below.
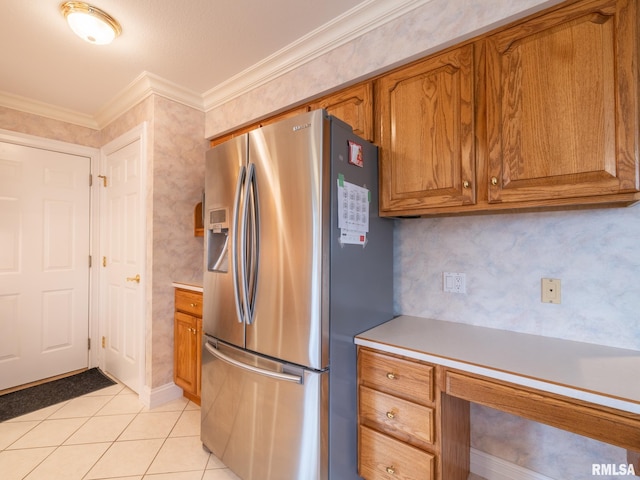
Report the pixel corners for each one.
[206,208,229,273]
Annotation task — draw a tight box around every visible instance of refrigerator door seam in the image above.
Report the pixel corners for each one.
[204,342,302,384]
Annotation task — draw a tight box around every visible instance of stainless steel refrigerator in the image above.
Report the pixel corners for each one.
[201,109,393,480]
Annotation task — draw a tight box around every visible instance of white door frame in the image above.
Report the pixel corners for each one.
[99,123,148,395]
[0,128,101,371]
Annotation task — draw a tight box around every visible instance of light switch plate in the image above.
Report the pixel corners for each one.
[541,278,561,304]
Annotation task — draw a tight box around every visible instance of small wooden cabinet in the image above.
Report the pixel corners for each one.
[174,287,203,404]
[194,202,203,237]
[485,0,639,205]
[357,347,469,480]
[310,82,374,141]
[376,45,476,213]
[211,82,374,147]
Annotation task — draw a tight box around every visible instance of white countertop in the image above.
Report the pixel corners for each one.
[172,282,203,293]
[355,316,640,414]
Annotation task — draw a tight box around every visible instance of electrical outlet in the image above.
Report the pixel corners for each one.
[541,278,561,304]
[443,272,466,294]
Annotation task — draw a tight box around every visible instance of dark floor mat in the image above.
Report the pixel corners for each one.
[0,368,116,422]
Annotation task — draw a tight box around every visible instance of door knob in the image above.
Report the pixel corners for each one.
[126,274,141,283]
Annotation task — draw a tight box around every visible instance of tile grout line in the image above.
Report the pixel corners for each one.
[1,386,221,480]
[79,391,143,480]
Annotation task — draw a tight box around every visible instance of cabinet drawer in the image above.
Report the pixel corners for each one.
[175,289,203,317]
[359,349,433,404]
[360,385,434,446]
[359,425,434,480]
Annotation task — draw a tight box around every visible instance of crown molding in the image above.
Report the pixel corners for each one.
[0,73,204,131]
[0,90,100,130]
[202,0,430,111]
[93,71,204,128]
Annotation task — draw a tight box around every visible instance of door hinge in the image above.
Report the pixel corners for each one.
[102,256,107,267]
[89,174,93,186]
[89,255,92,268]
[97,175,108,187]
[88,338,91,350]
[102,336,106,348]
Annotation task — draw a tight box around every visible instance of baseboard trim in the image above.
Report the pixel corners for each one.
[471,448,555,480]
[139,382,184,409]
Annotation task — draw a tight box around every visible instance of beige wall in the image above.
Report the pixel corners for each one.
[0,106,102,147]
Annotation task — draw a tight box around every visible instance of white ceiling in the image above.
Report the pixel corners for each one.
[0,0,405,128]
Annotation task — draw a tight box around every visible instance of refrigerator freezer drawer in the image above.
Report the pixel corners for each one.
[201,339,328,480]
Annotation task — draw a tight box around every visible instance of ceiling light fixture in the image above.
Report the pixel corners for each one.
[60,1,122,45]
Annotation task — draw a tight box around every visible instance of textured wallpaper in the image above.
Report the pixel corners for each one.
[394,207,640,479]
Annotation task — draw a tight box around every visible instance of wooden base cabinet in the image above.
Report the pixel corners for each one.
[357,347,470,480]
[174,288,202,405]
[359,425,435,480]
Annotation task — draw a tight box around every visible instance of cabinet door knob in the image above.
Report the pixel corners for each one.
[386,372,396,380]
[491,176,499,186]
[463,180,470,189]
[386,466,396,475]
[386,410,396,419]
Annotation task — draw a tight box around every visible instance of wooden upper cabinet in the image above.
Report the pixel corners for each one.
[259,105,309,128]
[310,83,373,141]
[485,0,639,204]
[377,45,476,214]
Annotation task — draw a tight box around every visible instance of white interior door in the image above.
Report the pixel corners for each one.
[101,129,145,393]
[0,141,90,390]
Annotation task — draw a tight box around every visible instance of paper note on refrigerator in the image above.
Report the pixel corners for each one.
[337,177,370,246]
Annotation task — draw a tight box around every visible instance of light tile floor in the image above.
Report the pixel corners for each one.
[0,381,240,480]
[1,380,487,480]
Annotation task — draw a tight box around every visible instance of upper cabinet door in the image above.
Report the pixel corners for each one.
[310,83,373,141]
[486,0,639,204]
[377,45,476,214]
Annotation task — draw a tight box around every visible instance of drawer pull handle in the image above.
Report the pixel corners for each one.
[386,466,395,475]
[190,303,198,307]
[386,410,395,419]
[386,372,397,380]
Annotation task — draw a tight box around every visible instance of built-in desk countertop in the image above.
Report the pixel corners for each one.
[355,315,640,455]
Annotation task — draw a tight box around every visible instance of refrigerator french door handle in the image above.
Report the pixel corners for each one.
[232,165,247,324]
[239,163,251,324]
[204,342,302,384]
[244,163,259,325]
